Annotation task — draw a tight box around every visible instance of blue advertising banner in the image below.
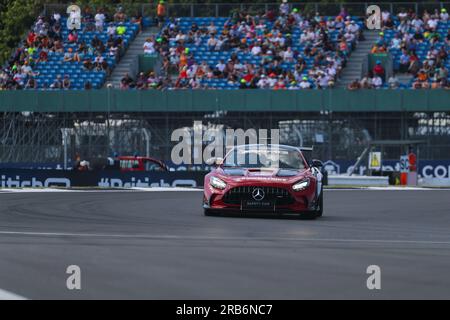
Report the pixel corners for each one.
[0,169,206,188]
[1,159,450,189]
[321,160,450,179]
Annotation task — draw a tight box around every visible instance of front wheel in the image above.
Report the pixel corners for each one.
[315,188,324,217]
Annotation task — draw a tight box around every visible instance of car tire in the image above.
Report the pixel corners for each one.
[315,187,324,218]
[204,209,214,216]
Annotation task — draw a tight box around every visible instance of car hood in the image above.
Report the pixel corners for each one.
[218,167,307,182]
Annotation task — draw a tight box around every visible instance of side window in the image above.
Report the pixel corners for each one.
[120,160,135,169]
[145,161,163,171]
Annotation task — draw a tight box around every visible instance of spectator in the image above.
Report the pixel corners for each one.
[399,50,410,73]
[120,73,134,89]
[114,7,127,23]
[64,48,74,62]
[50,75,62,89]
[441,8,449,21]
[207,22,217,35]
[25,77,38,89]
[51,12,61,25]
[283,47,294,62]
[116,23,127,36]
[82,7,95,32]
[215,60,226,77]
[299,76,312,89]
[157,0,166,28]
[408,54,421,75]
[387,73,400,89]
[279,0,289,16]
[109,44,119,60]
[62,75,71,89]
[360,73,372,89]
[37,49,48,63]
[83,58,94,71]
[136,72,148,89]
[437,65,448,81]
[372,74,383,88]
[67,30,78,44]
[94,54,104,71]
[95,9,106,32]
[389,33,402,50]
[373,61,385,80]
[251,42,262,56]
[84,81,92,90]
[207,35,217,51]
[347,79,361,90]
[371,42,387,53]
[143,37,156,55]
[417,69,428,82]
[107,23,116,36]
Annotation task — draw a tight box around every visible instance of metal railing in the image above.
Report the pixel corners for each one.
[44,2,450,19]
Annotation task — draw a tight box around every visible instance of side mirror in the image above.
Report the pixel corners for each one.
[206,157,224,166]
[311,159,323,168]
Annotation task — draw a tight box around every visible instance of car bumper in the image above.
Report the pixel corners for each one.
[203,204,316,215]
[204,189,314,212]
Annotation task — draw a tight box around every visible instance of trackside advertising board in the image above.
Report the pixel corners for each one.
[2,160,450,178]
[0,170,206,188]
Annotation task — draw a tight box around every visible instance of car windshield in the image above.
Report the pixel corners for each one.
[223,145,306,170]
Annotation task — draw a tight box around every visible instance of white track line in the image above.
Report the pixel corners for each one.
[0,187,447,193]
[1,230,450,246]
[0,288,27,300]
[0,187,203,193]
[130,187,202,192]
[326,187,449,191]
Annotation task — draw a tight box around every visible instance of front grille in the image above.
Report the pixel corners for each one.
[223,186,295,205]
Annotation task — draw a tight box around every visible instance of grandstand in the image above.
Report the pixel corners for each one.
[1,2,449,91]
[2,7,140,90]
[363,7,449,89]
[154,14,363,89]
[32,17,139,89]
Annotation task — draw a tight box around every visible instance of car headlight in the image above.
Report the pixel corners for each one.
[210,176,227,190]
[292,179,310,191]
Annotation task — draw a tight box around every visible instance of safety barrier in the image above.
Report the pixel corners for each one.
[0,169,206,188]
[0,169,394,189]
[328,175,389,187]
[419,177,450,188]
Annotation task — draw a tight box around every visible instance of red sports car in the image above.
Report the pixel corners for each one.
[203,144,324,218]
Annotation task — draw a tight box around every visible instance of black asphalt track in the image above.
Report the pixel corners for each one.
[0,189,449,299]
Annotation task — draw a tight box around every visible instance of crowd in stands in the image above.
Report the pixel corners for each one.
[2,1,448,91]
[0,6,140,90]
[352,7,449,89]
[127,3,362,90]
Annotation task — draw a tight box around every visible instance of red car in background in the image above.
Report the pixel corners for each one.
[118,156,168,172]
[203,144,324,218]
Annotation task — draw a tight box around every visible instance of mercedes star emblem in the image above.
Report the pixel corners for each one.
[252,187,265,201]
